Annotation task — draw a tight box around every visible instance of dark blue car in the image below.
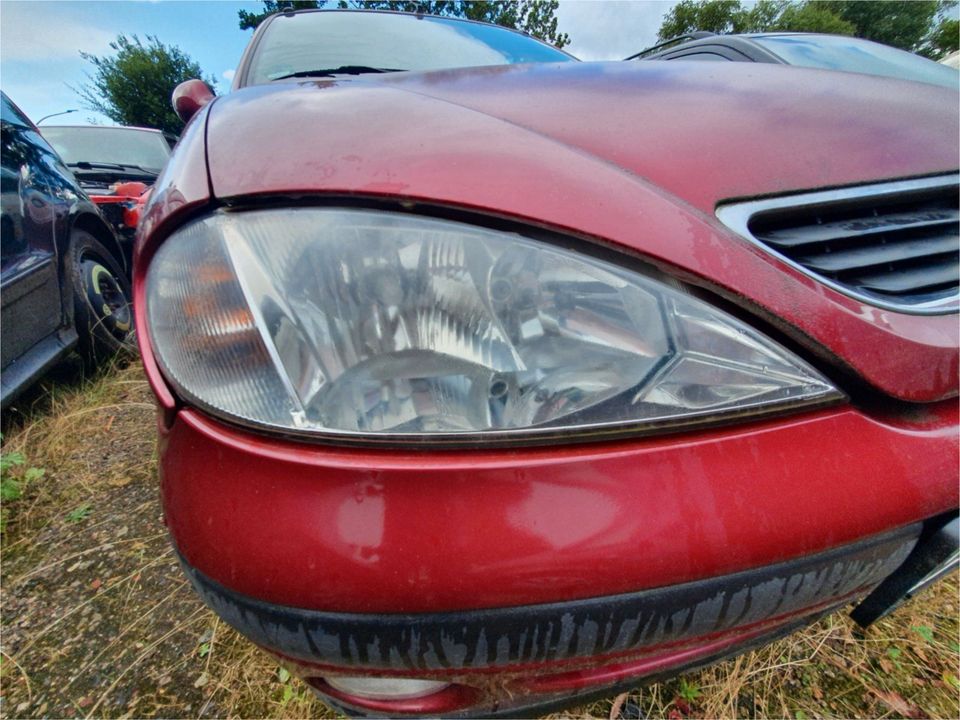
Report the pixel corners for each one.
[1,92,132,409]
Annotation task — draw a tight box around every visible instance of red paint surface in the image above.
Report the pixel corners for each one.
[137,54,960,708]
[89,182,150,230]
[161,403,958,613]
[194,62,958,402]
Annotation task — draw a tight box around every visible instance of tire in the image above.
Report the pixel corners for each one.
[67,229,133,370]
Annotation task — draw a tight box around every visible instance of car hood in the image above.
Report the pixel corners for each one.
[208,61,958,211]
[203,62,959,401]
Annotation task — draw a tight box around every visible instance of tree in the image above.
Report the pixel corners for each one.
[820,1,940,51]
[925,17,960,57]
[773,3,855,35]
[78,35,215,135]
[657,0,747,39]
[238,0,570,48]
[238,1,326,31]
[657,0,956,55]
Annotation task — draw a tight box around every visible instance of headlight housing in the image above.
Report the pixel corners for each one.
[146,208,841,443]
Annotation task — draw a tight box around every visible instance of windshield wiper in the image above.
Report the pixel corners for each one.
[269,66,402,80]
[70,161,159,175]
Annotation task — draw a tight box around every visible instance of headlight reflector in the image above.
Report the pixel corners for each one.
[146,209,840,442]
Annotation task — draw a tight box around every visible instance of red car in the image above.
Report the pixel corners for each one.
[42,125,174,270]
[136,9,959,717]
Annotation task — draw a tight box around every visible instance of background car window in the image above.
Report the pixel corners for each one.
[667,52,733,61]
[752,34,960,88]
[42,127,171,171]
[1,93,31,129]
[247,11,574,85]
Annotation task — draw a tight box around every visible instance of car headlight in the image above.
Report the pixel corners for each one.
[146,208,841,443]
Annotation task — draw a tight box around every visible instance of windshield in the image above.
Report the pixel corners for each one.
[244,10,575,86]
[752,34,959,89]
[41,126,171,171]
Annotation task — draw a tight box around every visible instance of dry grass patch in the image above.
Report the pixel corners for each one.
[561,577,958,719]
[1,362,957,718]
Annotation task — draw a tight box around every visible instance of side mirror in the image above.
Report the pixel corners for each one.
[172,79,214,124]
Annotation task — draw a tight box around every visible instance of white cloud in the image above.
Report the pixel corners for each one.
[558,0,678,61]
[0,1,114,61]
[222,69,236,81]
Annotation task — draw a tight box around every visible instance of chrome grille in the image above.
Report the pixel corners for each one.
[716,175,960,314]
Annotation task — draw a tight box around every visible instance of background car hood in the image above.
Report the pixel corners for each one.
[203,62,959,402]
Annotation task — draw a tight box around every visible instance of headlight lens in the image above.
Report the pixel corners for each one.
[146,208,841,442]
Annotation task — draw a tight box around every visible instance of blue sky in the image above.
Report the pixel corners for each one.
[0,0,678,126]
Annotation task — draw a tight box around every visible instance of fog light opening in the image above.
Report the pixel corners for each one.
[320,675,451,700]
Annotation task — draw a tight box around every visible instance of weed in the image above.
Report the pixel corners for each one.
[678,677,702,702]
[66,502,92,523]
[1,443,44,532]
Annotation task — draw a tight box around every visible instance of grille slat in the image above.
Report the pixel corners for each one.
[716,175,960,313]
[796,232,960,273]
[762,209,959,249]
[850,261,960,295]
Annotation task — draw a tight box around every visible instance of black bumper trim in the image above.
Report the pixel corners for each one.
[178,524,919,672]
[851,511,959,627]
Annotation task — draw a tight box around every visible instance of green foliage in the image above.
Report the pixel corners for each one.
[658,0,746,38]
[774,3,855,35]
[821,1,939,51]
[678,677,702,702]
[886,645,903,670]
[912,624,935,643]
[66,503,92,523]
[239,1,570,48]
[238,1,325,31]
[1,446,43,533]
[924,17,960,57]
[1,451,25,479]
[77,34,216,135]
[739,1,790,32]
[657,0,956,54]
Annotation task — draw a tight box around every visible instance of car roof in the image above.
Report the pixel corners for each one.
[628,33,782,62]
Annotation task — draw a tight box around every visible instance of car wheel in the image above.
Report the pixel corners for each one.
[68,229,133,369]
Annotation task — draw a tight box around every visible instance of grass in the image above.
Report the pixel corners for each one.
[1,361,957,718]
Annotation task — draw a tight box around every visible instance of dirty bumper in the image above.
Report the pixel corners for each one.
[177,524,918,714]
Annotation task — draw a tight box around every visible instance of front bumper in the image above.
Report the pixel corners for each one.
[160,402,958,714]
[178,523,928,716]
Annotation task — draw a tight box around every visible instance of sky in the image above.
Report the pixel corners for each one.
[0,0,680,126]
